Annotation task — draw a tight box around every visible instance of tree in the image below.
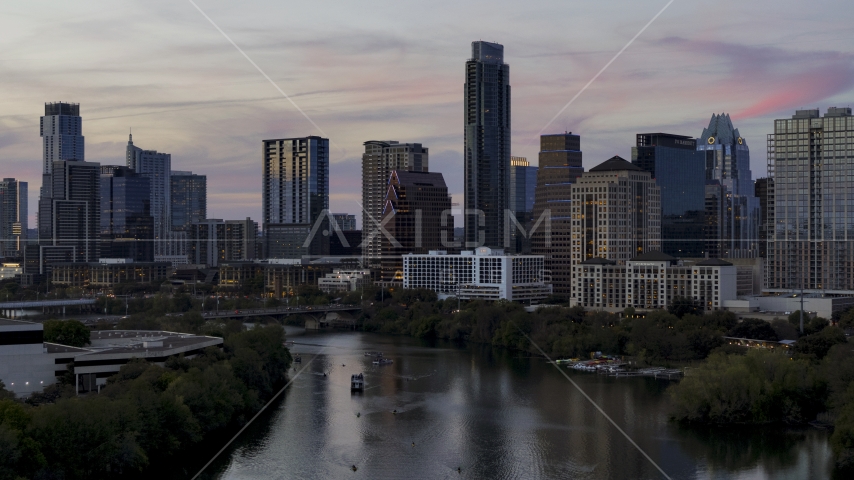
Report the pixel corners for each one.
[793,326,848,360]
[668,296,700,318]
[43,320,90,347]
[727,318,778,341]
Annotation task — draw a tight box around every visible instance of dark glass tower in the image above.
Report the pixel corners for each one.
[100,166,153,262]
[632,133,706,257]
[464,41,510,249]
[508,157,537,254]
[531,133,583,298]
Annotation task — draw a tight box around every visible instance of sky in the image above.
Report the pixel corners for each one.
[2,0,853,228]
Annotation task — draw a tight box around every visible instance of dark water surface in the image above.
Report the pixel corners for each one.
[208,331,834,479]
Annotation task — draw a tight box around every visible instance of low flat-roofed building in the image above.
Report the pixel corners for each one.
[403,247,551,302]
[318,269,370,294]
[51,261,172,288]
[0,262,22,281]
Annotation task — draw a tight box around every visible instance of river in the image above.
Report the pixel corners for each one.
[204,331,835,479]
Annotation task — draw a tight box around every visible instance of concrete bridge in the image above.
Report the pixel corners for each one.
[203,304,362,328]
[0,299,98,318]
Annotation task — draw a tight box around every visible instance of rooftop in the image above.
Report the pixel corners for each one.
[630,251,678,262]
[589,156,643,173]
[696,258,733,266]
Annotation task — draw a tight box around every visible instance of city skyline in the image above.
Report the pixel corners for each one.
[1,1,853,226]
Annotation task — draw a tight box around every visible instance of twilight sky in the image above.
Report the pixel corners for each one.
[2,0,853,228]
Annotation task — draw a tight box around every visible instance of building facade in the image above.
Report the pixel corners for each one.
[126,134,171,256]
[361,141,428,268]
[403,247,551,302]
[697,113,760,258]
[318,269,371,294]
[570,156,661,272]
[262,136,329,258]
[332,213,356,231]
[36,160,101,274]
[100,166,153,262]
[40,102,84,175]
[170,171,206,231]
[464,41,510,249]
[755,177,769,258]
[380,171,452,282]
[766,107,854,293]
[632,133,706,258]
[531,133,584,298]
[508,157,538,254]
[570,253,737,312]
[0,178,27,258]
[188,218,258,267]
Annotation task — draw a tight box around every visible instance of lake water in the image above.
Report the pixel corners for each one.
[205,331,835,480]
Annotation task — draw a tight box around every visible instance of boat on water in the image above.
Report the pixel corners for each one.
[365,351,384,357]
[372,358,393,365]
[351,373,364,391]
[294,355,302,363]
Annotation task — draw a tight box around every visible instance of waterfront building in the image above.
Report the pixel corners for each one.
[40,102,84,174]
[51,259,172,288]
[263,136,329,258]
[0,178,27,258]
[697,113,760,258]
[100,166,153,262]
[531,133,584,298]
[126,134,171,256]
[36,160,101,274]
[361,141,428,268]
[464,41,510,249]
[509,157,538,254]
[380,171,452,282]
[318,269,371,294]
[569,156,661,272]
[766,107,854,293]
[632,133,706,258]
[570,252,737,312]
[403,247,551,302]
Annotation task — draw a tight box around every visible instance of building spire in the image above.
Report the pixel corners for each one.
[128,128,133,145]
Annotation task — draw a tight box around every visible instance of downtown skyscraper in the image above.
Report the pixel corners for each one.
[262,136,329,258]
[361,141,428,269]
[40,102,84,175]
[100,166,153,262]
[464,41,510,249]
[126,133,171,256]
[697,113,760,258]
[766,107,854,293]
[0,178,27,258]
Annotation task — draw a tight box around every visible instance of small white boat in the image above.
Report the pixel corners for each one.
[351,373,364,391]
[372,358,393,365]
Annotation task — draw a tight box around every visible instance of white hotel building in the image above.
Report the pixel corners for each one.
[403,247,552,302]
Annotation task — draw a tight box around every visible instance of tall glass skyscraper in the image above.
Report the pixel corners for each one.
[531,133,584,298]
[464,41,510,249]
[697,113,759,258]
[40,102,84,175]
[632,133,706,258]
[0,178,27,258]
[170,171,207,231]
[100,166,153,262]
[126,133,171,256]
[766,107,854,293]
[262,136,329,258]
[508,157,537,254]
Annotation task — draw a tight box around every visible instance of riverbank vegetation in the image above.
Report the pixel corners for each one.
[0,324,291,480]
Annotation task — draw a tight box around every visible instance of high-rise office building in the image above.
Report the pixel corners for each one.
[36,160,101,273]
[0,179,27,258]
[40,102,84,175]
[508,157,537,254]
[171,171,207,231]
[380,171,452,282]
[332,213,357,231]
[100,166,153,262]
[766,107,854,292]
[464,41,510,249]
[697,113,759,258]
[755,177,769,258]
[531,133,584,298]
[126,134,171,256]
[632,133,706,258]
[361,141,428,268]
[569,156,661,273]
[262,136,329,258]
[188,218,257,267]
